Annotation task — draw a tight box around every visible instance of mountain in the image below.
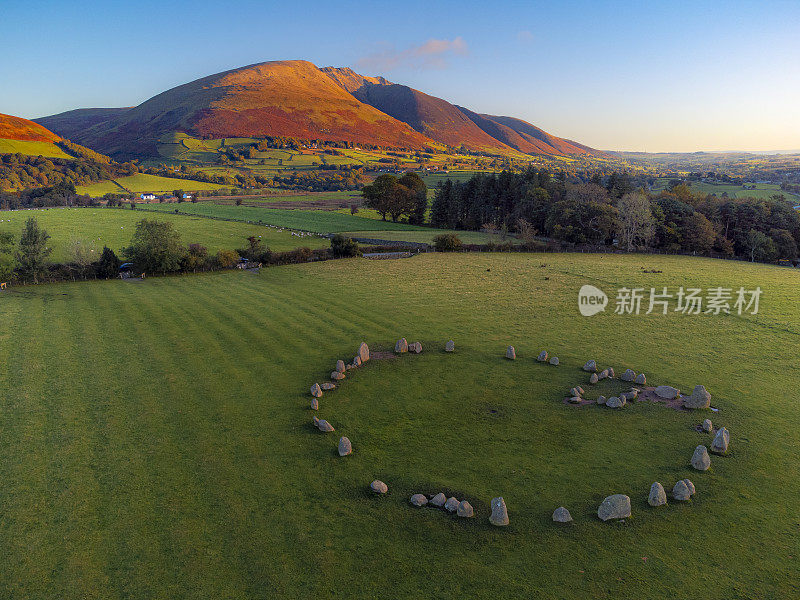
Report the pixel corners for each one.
[36,59,602,159]
[0,112,61,142]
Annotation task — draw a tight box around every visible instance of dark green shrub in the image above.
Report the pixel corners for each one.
[433,233,463,252]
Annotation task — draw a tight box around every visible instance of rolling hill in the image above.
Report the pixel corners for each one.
[0,112,75,158]
[36,60,602,160]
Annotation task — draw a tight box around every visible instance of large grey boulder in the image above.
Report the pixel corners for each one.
[489,497,509,526]
[568,396,582,404]
[621,369,636,382]
[684,385,711,409]
[648,482,667,506]
[310,383,323,398]
[445,340,455,352]
[444,497,459,513]
[702,418,713,433]
[655,385,680,399]
[596,395,607,405]
[321,382,336,390]
[589,373,599,384]
[711,427,729,455]
[358,342,370,363]
[606,396,626,409]
[552,507,573,523]
[395,338,408,353]
[335,359,346,373]
[673,480,693,501]
[410,494,428,507]
[338,436,352,456]
[597,494,631,521]
[352,355,362,368]
[457,500,474,518]
[317,419,335,432]
[583,360,597,372]
[598,369,609,381]
[635,373,647,385]
[430,492,447,507]
[506,346,516,360]
[569,387,584,397]
[691,445,711,471]
[312,416,319,427]
[409,341,422,354]
[310,398,319,410]
[607,367,615,378]
[370,480,388,494]
[549,356,559,366]
[537,350,548,362]
[683,479,696,495]
[331,371,345,381]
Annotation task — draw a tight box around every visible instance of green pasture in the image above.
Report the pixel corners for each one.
[0,138,73,159]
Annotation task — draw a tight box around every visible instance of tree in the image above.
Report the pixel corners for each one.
[398,172,428,225]
[330,234,361,258]
[216,249,239,269]
[183,243,209,272]
[616,192,654,251]
[97,246,121,278]
[67,238,94,280]
[769,228,798,260]
[744,229,776,262]
[682,212,716,255]
[173,189,185,200]
[433,233,463,252]
[0,231,15,282]
[361,174,398,220]
[124,219,185,274]
[15,217,52,283]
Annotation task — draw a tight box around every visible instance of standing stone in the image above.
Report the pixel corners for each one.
[321,382,336,390]
[312,416,320,427]
[672,480,692,501]
[648,482,667,506]
[597,395,607,405]
[444,497,459,513]
[606,396,625,409]
[568,396,582,404]
[655,385,680,399]
[331,371,345,381]
[549,357,559,366]
[711,427,729,455]
[410,341,422,354]
[338,436,352,456]
[683,479,696,495]
[589,373,599,384]
[335,360,346,373]
[621,369,636,382]
[310,383,323,398]
[702,419,713,433]
[597,494,631,521]
[410,494,428,507]
[635,373,647,385]
[445,340,455,352]
[489,497,509,526]
[358,342,370,363]
[457,500,474,518]
[537,350,548,362]
[569,387,584,398]
[684,385,712,409]
[317,419,335,432]
[583,360,597,372]
[395,338,408,353]
[370,480,388,494]
[506,346,516,360]
[598,369,609,380]
[310,398,319,410]
[607,367,615,378]
[691,445,711,471]
[552,507,573,523]
[430,492,447,507]
[352,355,362,368]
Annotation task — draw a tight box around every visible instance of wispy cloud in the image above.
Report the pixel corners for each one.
[356,37,468,72]
[517,30,534,44]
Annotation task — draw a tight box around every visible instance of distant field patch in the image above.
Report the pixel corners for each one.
[77,173,227,196]
[0,139,73,159]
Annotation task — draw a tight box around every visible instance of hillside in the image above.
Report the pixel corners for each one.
[38,61,433,159]
[0,112,61,142]
[36,107,131,141]
[322,68,515,153]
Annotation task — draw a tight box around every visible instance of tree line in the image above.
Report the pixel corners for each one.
[429,169,800,262]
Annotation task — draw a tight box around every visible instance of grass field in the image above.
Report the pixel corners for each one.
[0,253,797,598]
[76,174,227,197]
[0,207,327,261]
[651,178,793,200]
[0,138,73,159]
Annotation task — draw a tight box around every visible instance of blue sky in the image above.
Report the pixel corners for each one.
[1,0,798,151]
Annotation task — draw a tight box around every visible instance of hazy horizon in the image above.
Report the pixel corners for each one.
[2,0,798,153]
